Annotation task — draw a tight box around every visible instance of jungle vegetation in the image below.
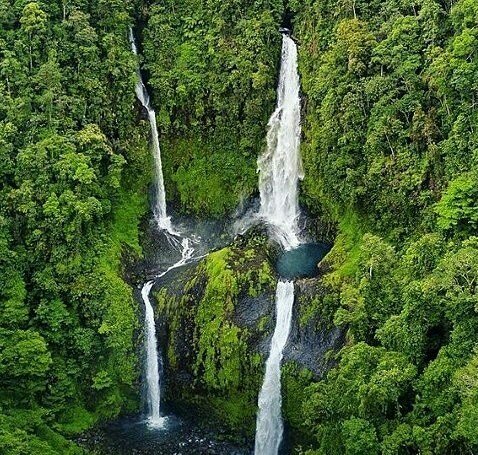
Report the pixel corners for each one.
[1,0,478,454]
[289,0,478,453]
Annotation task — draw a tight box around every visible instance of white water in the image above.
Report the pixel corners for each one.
[254,33,303,454]
[140,237,194,427]
[254,281,295,455]
[257,34,303,251]
[130,28,200,428]
[129,29,175,234]
[140,281,163,427]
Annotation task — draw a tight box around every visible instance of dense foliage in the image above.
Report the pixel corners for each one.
[289,0,478,453]
[0,1,150,452]
[2,0,478,453]
[141,0,285,216]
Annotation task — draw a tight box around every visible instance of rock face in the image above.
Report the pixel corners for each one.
[285,278,345,376]
[150,230,344,443]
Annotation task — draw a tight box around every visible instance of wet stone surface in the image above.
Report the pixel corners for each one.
[78,413,252,455]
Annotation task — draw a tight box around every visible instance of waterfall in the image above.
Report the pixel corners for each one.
[257,34,303,251]
[129,29,174,234]
[139,237,194,426]
[130,28,198,428]
[141,281,163,427]
[254,281,295,455]
[254,32,303,454]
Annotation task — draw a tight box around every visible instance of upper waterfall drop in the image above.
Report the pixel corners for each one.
[257,34,303,251]
[129,29,174,234]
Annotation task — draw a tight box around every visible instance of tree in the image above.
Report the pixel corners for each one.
[435,173,478,233]
[0,330,51,402]
[19,2,48,70]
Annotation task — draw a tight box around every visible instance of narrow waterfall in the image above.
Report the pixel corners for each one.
[257,33,303,251]
[141,281,163,427]
[130,29,197,428]
[254,281,295,455]
[129,29,173,233]
[254,32,303,454]
[139,238,194,426]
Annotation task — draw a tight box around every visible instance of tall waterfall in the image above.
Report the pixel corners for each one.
[254,281,295,455]
[257,34,303,251]
[130,28,197,428]
[254,32,303,454]
[139,238,194,426]
[129,29,173,233]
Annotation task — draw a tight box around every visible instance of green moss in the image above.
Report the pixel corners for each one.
[194,248,245,391]
[299,285,342,330]
[153,235,276,436]
[327,210,364,279]
[297,211,364,328]
[257,315,270,333]
[190,240,275,392]
[206,392,258,434]
[300,294,323,328]
[238,258,275,298]
[178,349,264,437]
[232,238,276,298]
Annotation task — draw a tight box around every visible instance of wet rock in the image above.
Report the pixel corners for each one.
[284,277,345,377]
[77,413,252,455]
[128,205,344,452]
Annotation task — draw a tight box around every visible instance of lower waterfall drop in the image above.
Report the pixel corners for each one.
[141,280,163,427]
[255,281,295,455]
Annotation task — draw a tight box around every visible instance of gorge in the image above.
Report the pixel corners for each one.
[1,2,478,455]
[91,26,328,455]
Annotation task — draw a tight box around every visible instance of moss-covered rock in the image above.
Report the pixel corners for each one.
[153,232,277,438]
[283,277,345,380]
[151,230,345,445]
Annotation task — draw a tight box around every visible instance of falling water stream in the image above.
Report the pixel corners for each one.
[140,281,162,426]
[257,33,303,251]
[129,29,173,233]
[129,26,305,453]
[254,32,303,455]
[130,29,196,427]
[140,238,194,427]
[254,281,294,455]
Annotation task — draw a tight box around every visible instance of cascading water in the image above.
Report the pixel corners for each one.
[130,29,197,427]
[129,29,173,233]
[141,281,162,426]
[254,32,303,454]
[139,238,194,426]
[254,281,295,455]
[257,33,303,251]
